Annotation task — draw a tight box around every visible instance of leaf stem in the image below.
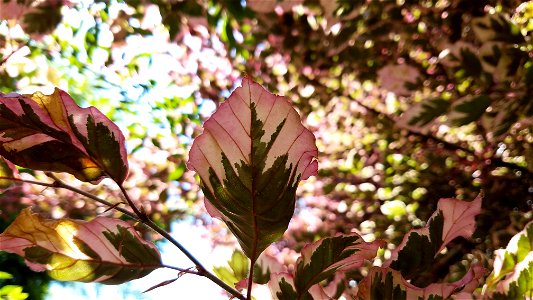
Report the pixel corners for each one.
[117,183,246,300]
[246,259,255,300]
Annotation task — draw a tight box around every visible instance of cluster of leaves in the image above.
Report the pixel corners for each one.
[1,78,531,299]
[1,0,532,299]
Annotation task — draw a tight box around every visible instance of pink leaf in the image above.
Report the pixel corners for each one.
[384,195,482,279]
[187,77,318,261]
[357,264,486,299]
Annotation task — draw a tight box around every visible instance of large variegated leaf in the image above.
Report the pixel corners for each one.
[269,233,385,299]
[383,196,482,279]
[0,208,161,284]
[482,220,533,299]
[0,89,128,183]
[187,77,318,261]
[356,264,485,300]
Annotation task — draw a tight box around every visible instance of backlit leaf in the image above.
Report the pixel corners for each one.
[384,196,482,279]
[0,89,128,183]
[269,233,385,299]
[356,264,485,300]
[187,77,318,262]
[482,220,533,299]
[293,233,385,296]
[0,155,17,190]
[0,208,161,284]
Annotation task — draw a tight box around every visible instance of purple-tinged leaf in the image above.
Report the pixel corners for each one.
[0,89,128,183]
[294,233,385,295]
[384,196,482,279]
[0,155,17,190]
[269,233,385,299]
[0,208,161,284]
[356,264,485,300]
[187,77,318,262]
[482,220,533,299]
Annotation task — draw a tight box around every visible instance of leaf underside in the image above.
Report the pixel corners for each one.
[0,89,128,183]
[0,208,161,284]
[188,77,318,262]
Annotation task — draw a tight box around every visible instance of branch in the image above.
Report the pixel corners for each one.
[0,175,140,221]
[116,183,246,300]
[2,174,245,299]
[350,97,533,177]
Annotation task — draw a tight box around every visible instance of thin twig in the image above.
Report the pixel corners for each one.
[161,265,200,275]
[0,176,139,221]
[0,44,25,66]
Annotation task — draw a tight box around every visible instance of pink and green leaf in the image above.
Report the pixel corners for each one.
[0,208,161,284]
[0,89,128,183]
[294,233,385,296]
[482,220,533,299]
[356,264,485,300]
[187,77,318,262]
[269,233,384,299]
[384,196,482,279]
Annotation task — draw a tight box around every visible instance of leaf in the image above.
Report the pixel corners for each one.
[0,155,17,190]
[0,271,14,280]
[269,273,300,300]
[0,208,161,284]
[187,77,318,262]
[356,264,485,300]
[448,95,491,126]
[269,233,385,299]
[482,221,533,299]
[384,196,482,279]
[293,233,385,296]
[397,98,449,133]
[213,250,250,287]
[0,89,128,183]
[0,285,29,300]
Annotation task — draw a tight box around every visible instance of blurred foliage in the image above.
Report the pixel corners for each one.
[0,0,532,298]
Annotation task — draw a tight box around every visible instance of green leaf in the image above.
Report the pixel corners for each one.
[0,285,29,300]
[0,208,161,284]
[0,271,13,280]
[0,89,129,183]
[188,77,318,262]
[213,250,250,287]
